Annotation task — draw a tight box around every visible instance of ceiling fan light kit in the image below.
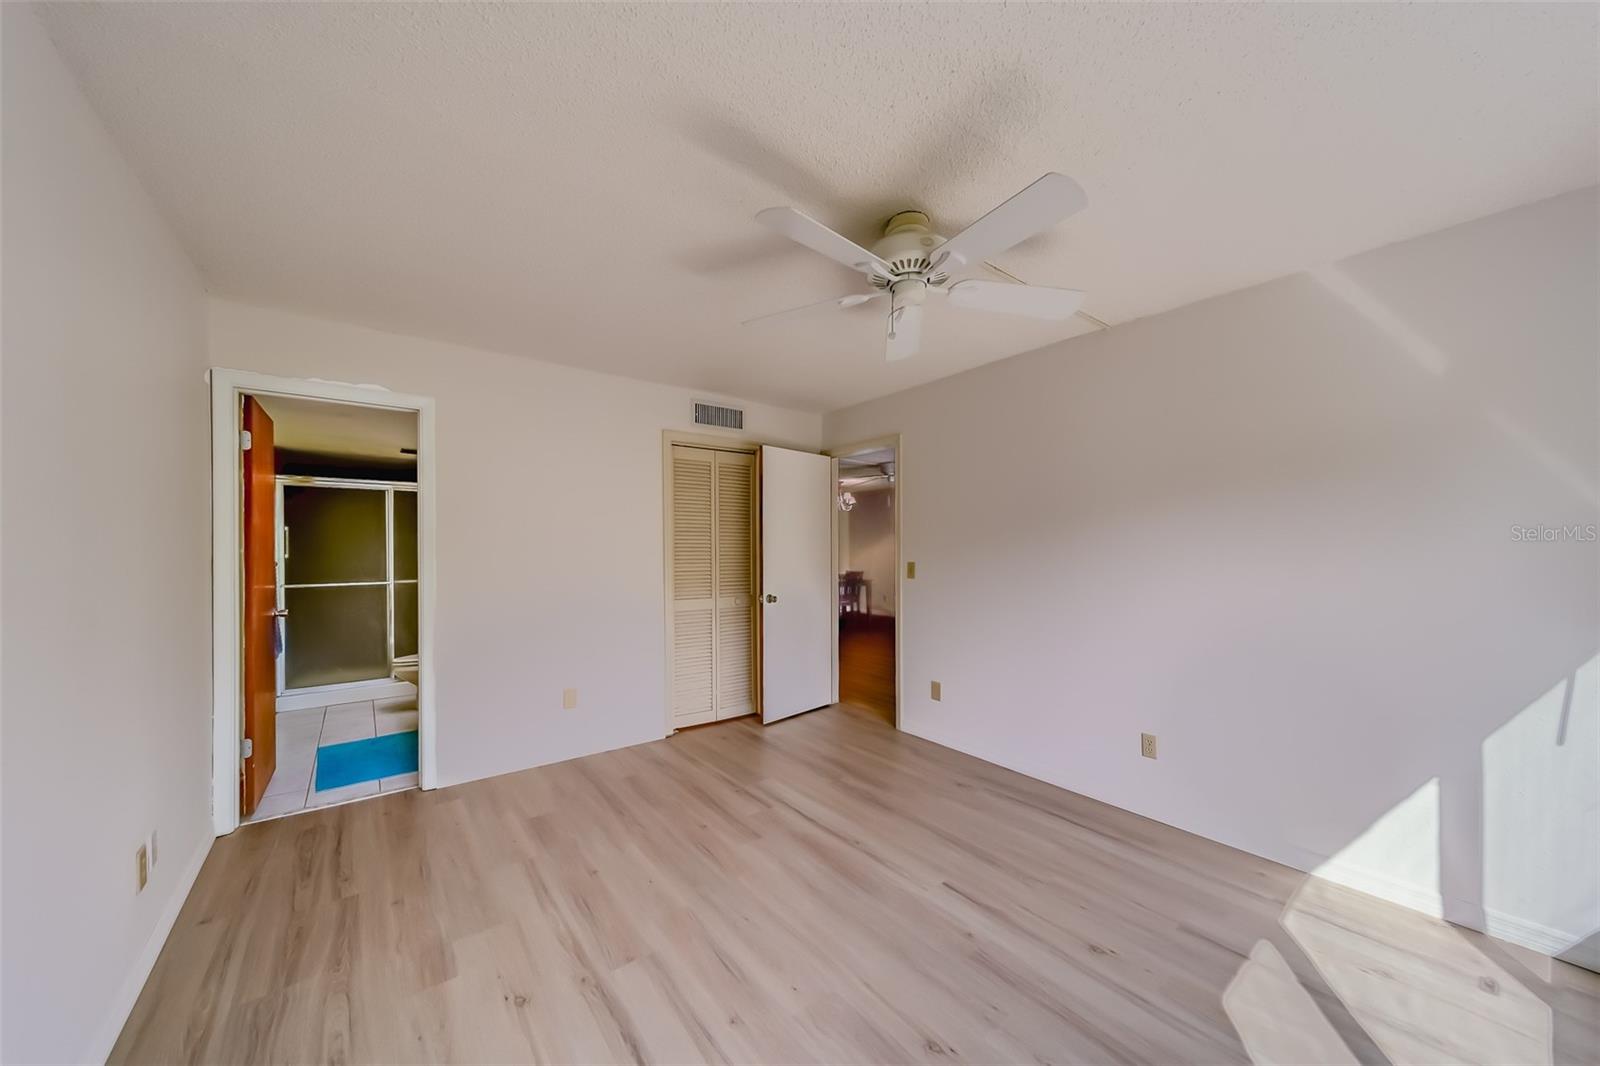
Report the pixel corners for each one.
[746,172,1089,361]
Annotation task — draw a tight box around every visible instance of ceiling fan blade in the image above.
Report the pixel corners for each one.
[756,207,892,277]
[934,173,1087,271]
[885,302,924,362]
[947,279,1085,320]
[740,292,882,327]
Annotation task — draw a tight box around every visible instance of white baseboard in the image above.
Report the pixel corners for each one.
[1307,859,1447,920]
[276,677,415,712]
[1483,907,1600,970]
[902,724,1597,974]
[1303,864,1596,971]
[85,835,212,1064]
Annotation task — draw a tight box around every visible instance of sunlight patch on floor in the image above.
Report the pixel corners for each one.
[1283,877,1551,1065]
[1223,939,1358,1065]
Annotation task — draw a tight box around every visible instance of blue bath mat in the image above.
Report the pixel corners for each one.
[316,730,417,791]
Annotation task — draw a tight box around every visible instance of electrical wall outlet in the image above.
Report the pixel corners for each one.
[906,561,916,580]
[1141,733,1158,759]
[930,680,942,702]
[135,844,149,893]
[562,688,579,710]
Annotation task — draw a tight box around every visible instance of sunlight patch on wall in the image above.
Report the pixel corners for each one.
[1483,655,1600,968]
[1486,410,1600,505]
[1311,777,1442,917]
[1310,263,1595,505]
[1309,265,1449,375]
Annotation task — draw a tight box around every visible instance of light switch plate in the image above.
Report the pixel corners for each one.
[562,688,579,710]
[930,680,942,702]
[906,561,916,579]
[135,844,149,893]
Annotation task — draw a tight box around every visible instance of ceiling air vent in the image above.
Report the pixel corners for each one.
[693,401,744,431]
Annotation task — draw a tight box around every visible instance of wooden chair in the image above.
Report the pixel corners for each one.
[839,571,865,615]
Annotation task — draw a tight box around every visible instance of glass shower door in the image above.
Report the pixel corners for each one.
[281,485,392,689]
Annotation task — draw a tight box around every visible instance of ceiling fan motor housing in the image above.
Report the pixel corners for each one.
[869,211,949,288]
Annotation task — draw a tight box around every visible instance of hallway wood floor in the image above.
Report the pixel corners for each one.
[838,614,894,725]
[113,705,1599,1065]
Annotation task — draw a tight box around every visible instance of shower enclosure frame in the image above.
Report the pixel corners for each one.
[274,475,420,697]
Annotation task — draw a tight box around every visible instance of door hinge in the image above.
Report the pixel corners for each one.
[240,429,252,451]
[241,737,253,759]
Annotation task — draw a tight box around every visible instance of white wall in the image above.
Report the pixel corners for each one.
[3,13,818,1056]
[1,7,214,1062]
[208,299,821,787]
[825,188,1599,964]
[845,487,896,616]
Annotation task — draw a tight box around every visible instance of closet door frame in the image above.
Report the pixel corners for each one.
[661,430,764,736]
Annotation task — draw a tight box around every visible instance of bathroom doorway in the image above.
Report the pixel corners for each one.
[210,370,436,835]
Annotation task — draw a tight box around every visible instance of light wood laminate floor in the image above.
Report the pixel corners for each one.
[114,705,1599,1064]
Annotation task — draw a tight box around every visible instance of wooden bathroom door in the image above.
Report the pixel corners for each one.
[241,396,278,816]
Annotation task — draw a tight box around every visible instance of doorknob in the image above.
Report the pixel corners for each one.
[764,594,778,604]
[270,608,289,618]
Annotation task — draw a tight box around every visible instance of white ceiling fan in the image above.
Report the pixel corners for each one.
[743,173,1088,361]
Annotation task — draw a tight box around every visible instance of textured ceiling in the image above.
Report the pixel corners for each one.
[37,3,1598,412]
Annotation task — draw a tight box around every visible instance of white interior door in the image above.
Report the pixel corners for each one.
[760,445,835,723]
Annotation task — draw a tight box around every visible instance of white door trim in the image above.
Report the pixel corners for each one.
[209,368,439,836]
[827,433,903,730]
[660,430,762,737]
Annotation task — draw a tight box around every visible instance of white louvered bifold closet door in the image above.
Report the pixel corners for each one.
[671,447,717,726]
[713,451,754,719]
[670,446,755,728]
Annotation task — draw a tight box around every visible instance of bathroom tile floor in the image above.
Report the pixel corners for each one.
[245,691,418,823]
